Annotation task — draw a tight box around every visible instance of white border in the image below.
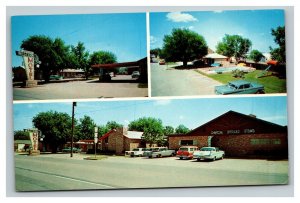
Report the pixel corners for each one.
[2,3,298,201]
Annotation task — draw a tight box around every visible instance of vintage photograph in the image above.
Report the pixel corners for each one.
[12,12,148,100]
[150,10,287,96]
[14,96,288,191]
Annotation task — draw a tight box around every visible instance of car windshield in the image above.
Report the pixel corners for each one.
[179,148,188,151]
[200,147,214,151]
[133,149,139,151]
[142,148,148,151]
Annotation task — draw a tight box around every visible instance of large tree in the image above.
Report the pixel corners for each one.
[249,49,264,64]
[216,34,252,62]
[32,111,74,152]
[128,117,164,146]
[71,42,90,79]
[175,124,190,134]
[162,28,208,67]
[21,35,55,81]
[270,26,285,63]
[77,115,96,140]
[89,51,117,76]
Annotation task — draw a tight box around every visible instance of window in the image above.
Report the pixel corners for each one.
[180,140,193,145]
[250,138,281,145]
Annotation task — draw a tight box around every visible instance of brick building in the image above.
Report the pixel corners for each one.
[75,128,148,155]
[168,111,288,158]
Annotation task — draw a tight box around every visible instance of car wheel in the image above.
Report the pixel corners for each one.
[180,157,183,160]
[213,156,216,161]
[197,158,200,162]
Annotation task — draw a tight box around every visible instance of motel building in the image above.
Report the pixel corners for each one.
[76,127,148,155]
[168,111,288,159]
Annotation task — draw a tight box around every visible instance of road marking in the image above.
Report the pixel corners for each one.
[16,167,116,189]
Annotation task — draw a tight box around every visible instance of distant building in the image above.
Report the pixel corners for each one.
[168,111,288,159]
[203,53,229,66]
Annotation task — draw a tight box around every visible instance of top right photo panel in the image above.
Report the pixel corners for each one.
[150,9,286,97]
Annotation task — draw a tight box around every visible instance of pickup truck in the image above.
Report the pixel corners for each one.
[125,148,146,157]
[145,147,176,158]
[193,147,225,161]
[176,146,199,160]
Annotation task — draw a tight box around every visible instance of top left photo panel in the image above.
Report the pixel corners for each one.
[11,12,148,101]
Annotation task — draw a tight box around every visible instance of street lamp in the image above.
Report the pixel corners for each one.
[94,127,98,158]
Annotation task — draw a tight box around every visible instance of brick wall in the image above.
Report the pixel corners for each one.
[169,135,209,150]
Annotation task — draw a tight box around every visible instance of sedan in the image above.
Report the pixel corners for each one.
[215,80,265,95]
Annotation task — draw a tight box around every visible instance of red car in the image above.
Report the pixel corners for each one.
[176,146,199,160]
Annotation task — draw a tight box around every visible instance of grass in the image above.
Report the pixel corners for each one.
[196,70,287,94]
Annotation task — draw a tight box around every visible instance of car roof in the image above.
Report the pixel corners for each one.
[229,80,250,86]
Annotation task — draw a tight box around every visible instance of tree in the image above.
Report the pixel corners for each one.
[249,49,264,63]
[216,34,252,62]
[14,130,30,140]
[175,124,190,134]
[71,42,90,80]
[89,51,117,76]
[270,26,285,63]
[150,48,162,58]
[162,28,208,67]
[105,121,123,131]
[21,35,55,81]
[32,111,74,153]
[21,35,71,82]
[163,126,175,135]
[128,117,164,146]
[77,115,96,140]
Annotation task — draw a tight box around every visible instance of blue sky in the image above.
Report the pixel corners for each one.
[11,13,147,67]
[150,9,285,53]
[13,96,288,131]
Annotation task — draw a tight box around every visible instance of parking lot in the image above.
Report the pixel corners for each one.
[15,153,289,191]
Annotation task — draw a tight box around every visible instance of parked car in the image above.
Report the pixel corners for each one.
[49,75,63,80]
[215,80,265,95]
[193,147,225,161]
[125,148,147,157]
[146,147,176,158]
[131,71,140,79]
[159,59,166,65]
[176,146,199,160]
[62,147,81,153]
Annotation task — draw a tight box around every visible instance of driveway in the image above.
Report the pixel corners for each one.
[151,63,222,97]
[13,77,148,100]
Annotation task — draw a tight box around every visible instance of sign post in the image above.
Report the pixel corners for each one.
[16,50,38,87]
[94,127,98,158]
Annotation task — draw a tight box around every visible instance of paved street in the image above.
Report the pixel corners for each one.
[15,153,289,191]
[151,63,222,97]
[13,76,148,100]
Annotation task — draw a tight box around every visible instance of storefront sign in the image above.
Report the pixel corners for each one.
[211,128,256,135]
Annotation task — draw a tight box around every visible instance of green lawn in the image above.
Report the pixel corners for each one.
[196,70,287,93]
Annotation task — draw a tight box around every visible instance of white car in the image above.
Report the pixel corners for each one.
[193,147,225,161]
[125,148,146,157]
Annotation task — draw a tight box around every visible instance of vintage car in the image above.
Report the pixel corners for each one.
[144,147,175,158]
[176,146,199,160]
[49,75,63,80]
[131,71,140,79]
[215,80,265,95]
[125,148,147,157]
[193,147,225,161]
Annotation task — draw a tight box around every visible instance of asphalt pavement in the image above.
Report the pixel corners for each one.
[151,63,222,97]
[14,154,289,192]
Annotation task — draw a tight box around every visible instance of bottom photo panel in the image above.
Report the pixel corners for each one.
[13,96,289,191]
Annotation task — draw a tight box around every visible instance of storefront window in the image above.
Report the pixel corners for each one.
[250,138,281,145]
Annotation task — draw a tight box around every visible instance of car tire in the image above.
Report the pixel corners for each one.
[197,158,200,162]
[213,156,216,161]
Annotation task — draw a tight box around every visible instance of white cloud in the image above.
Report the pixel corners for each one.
[188,26,194,30]
[166,12,198,23]
[150,35,158,44]
[153,99,172,106]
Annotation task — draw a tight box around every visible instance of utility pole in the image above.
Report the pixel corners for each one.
[71,102,76,157]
